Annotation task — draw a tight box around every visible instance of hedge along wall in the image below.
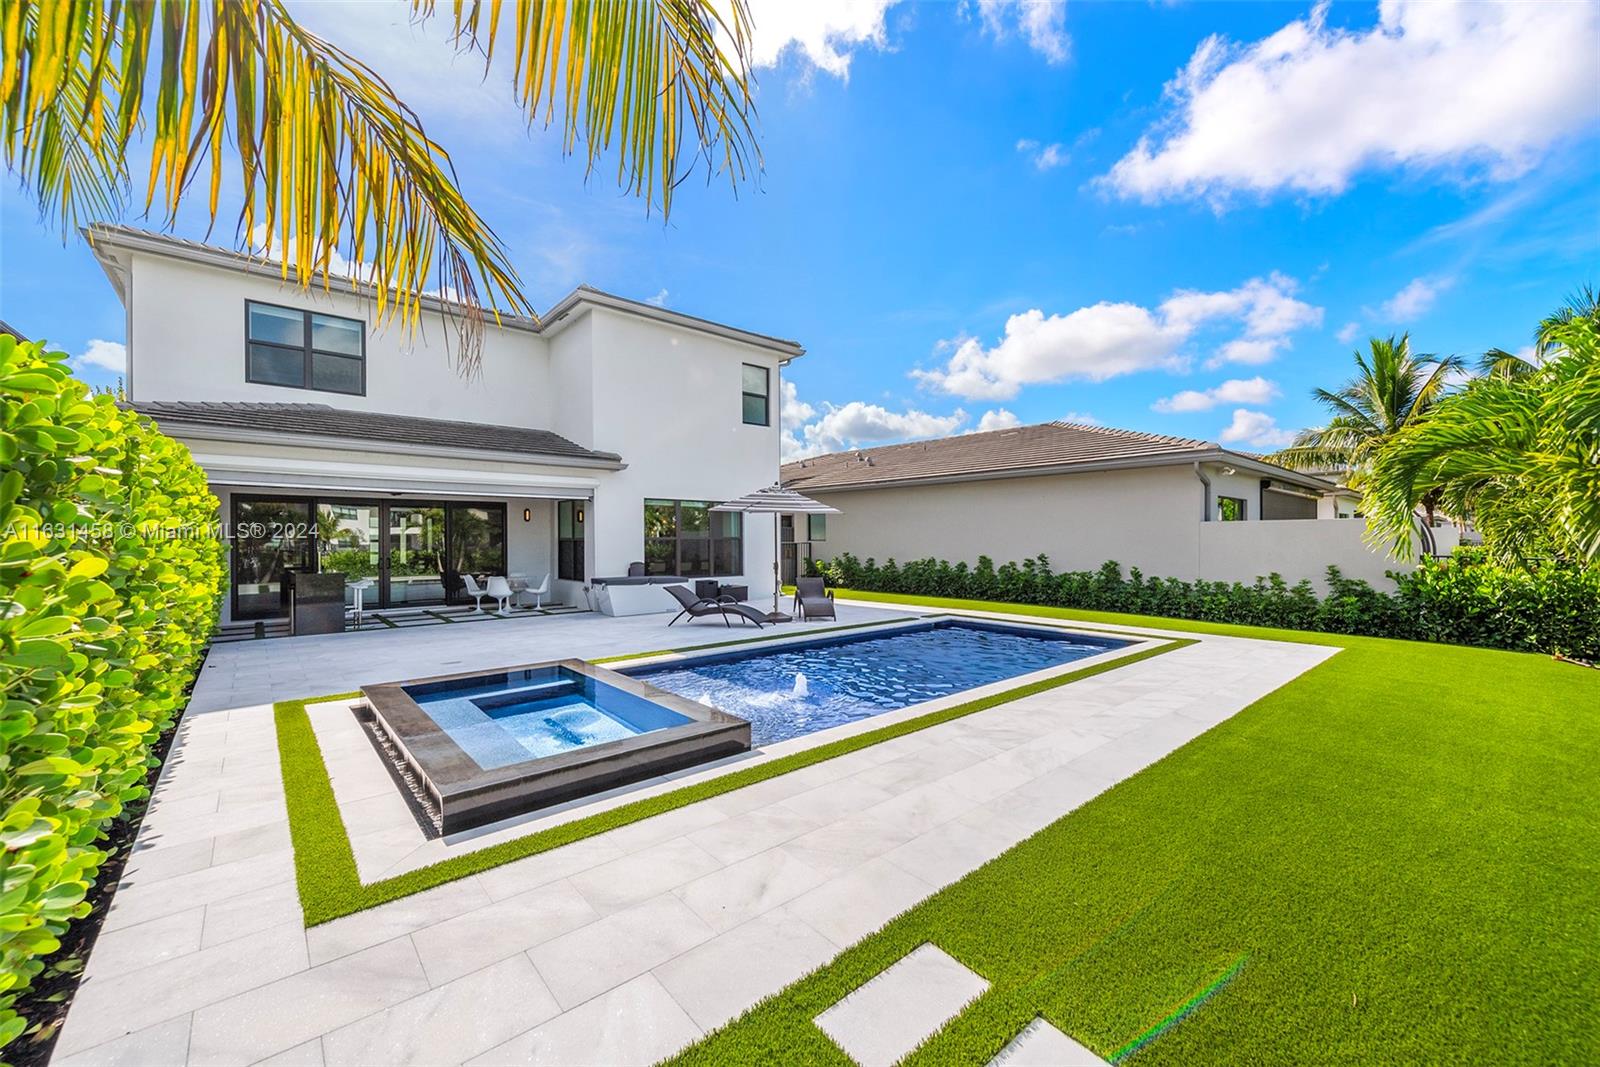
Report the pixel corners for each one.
[813,551,1600,660]
[0,335,226,1049]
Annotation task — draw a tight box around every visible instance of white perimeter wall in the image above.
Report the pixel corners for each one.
[810,468,1418,593]
[1198,519,1405,590]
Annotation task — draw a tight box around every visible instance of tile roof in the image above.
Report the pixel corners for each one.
[781,420,1301,491]
[129,401,622,465]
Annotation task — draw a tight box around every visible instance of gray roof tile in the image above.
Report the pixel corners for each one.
[782,421,1227,490]
[129,401,622,465]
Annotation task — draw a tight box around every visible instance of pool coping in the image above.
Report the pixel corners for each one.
[362,660,752,834]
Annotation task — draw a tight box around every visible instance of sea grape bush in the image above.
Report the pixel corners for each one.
[813,550,1599,659]
[0,335,225,1050]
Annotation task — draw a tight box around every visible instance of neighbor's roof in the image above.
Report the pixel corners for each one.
[83,224,804,360]
[129,401,624,468]
[781,421,1334,492]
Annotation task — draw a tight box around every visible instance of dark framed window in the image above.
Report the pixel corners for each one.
[246,301,366,395]
[807,514,827,541]
[1217,496,1247,522]
[558,501,586,581]
[644,499,742,578]
[741,363,769,426]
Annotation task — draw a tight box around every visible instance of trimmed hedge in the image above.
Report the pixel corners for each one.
[813,550,1600,658]
[0,335,225,1049]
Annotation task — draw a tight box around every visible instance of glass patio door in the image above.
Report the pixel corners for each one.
[446,505,506,599]
[233,499,313,619]
[314,502,380,611]
[384,504,447,606]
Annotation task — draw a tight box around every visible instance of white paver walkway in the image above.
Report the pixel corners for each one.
[54,604,1335,1066]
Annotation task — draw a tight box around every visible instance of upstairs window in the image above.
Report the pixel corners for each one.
[741,363,770,426]
[247,301,366,395]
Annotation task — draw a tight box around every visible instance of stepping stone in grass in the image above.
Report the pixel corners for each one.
[989,1017,1107,1066]
[814,943,989,1067]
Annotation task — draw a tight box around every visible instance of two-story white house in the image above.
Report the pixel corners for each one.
[86,225,801,629]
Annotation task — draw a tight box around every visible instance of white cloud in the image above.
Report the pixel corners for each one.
[1218,409,1296,449]
[744,0,900,78]
[645,288,670,307]
[1336,321,1362,344]
[973,408,1022,433]
[1103,0,1600,203]
[778,383,964,460]
[975,0,1070,64]
[915,273,1321,400]
[73,339,126,374]
[1380,276,1454,320]
[780,379,815,430]
[1059,410,1100,426]
[1016,139,1068,170]
[1153,376,1279,413]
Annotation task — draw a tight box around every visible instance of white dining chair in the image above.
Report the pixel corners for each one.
[462,574,491,612]
[484,575,514,615]
[519,573,551,611]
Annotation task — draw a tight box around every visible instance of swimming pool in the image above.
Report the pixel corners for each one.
[624,618,1127,746]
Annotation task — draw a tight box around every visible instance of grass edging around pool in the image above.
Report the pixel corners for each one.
[274,621,1193,926]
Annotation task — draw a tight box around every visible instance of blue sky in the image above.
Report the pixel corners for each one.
[2,0,1596,459]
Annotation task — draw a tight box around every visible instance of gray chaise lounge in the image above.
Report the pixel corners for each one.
[794,577,836,621]
[665,584,767,628]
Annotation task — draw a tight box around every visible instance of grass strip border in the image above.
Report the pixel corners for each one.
[275,620,1195,925]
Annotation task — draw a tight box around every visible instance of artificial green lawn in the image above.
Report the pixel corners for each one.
[667,591,1600,1065]
[274,615,1186,925]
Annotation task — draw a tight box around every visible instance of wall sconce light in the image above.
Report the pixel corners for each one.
[576,506,585,524]
[522,508,532,522]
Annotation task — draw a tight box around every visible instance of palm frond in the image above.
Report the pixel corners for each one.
[426,0,760,217]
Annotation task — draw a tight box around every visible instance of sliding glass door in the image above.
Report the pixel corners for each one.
[230,496,506,617]
[385,504,447,606]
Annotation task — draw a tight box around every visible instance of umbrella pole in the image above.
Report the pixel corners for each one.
[773,516,780,614]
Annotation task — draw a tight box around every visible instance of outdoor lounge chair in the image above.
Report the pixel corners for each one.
[664,584,766,628]
[794,577,836,621]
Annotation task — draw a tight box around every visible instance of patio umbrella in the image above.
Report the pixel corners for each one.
[712,485,840,616]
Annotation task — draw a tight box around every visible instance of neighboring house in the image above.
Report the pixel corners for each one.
[86,225,801,627]
[781,421,1432,591]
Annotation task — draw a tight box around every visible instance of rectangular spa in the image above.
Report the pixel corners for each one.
[622,618,1130,746]
[361,661,750,833]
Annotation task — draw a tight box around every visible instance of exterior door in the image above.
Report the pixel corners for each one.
[232,498,313,619]
[445,504,506,599]
[384,505,447,606]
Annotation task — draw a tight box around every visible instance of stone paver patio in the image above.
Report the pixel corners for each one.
[54,602,1335,1066]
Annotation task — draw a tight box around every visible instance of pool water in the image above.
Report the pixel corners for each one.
[405,667,692,770]
[626,619,1125,746]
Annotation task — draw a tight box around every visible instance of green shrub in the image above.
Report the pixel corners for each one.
[812,550,1600,658]
[0,335,225,1050]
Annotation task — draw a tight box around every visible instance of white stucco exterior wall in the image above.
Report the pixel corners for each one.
[125,251,556,428]
[807,466,1206,580]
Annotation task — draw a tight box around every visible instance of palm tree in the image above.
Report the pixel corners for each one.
[1,0,757,369]
[1363,292,1600,565]
[1270,334,1463,525]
